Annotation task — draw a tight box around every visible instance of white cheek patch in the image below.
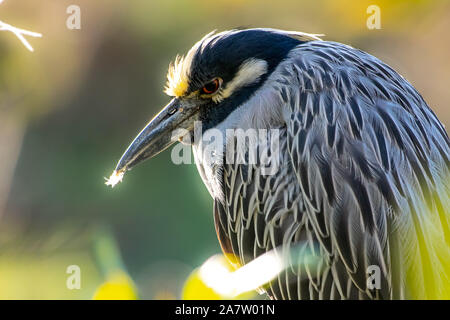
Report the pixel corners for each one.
[213,58,268,103]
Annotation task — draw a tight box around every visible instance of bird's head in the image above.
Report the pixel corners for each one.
[106,28,321,187]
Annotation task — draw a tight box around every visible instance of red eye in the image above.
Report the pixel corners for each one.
[202,78,221,94]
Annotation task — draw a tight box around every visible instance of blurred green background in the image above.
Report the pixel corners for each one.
[0,0,448,299]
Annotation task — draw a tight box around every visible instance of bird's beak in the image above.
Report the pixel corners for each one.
[106,98,198,187]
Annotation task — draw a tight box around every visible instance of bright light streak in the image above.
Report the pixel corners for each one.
[199,251,284,297]
[198,243,323,298]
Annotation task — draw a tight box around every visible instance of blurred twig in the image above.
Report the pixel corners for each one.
[0,0,42,52]
[0,20,42,51]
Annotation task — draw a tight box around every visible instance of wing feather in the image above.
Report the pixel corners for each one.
[278,41,450,299]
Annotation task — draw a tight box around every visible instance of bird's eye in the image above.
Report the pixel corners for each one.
[201,78,221,95]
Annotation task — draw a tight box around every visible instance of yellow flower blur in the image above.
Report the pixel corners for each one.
[93,272,138,300]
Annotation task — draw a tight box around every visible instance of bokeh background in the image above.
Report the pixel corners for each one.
[0,0,448,299]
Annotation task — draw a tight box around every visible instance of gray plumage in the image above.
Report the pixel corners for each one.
[109,29,450,299]
[202,40,449,300]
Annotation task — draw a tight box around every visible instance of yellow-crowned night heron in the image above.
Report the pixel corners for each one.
[107,29,450,299]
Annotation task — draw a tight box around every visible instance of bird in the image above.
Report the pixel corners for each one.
[106,28,450,299]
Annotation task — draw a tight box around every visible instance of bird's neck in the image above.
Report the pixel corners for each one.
[192,83,286,201]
